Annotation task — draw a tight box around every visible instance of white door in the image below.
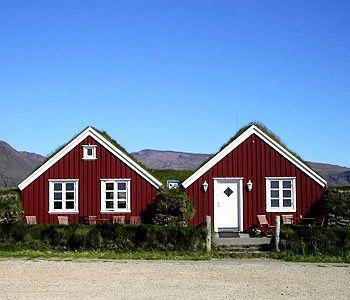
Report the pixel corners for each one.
[214,178,243,232]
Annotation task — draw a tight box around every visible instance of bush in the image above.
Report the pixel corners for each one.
[143,188,195,226]
[280,225,350,256]
[0,189,23,223]
[323,188,350,218]
[0,222,206,252]
[322,188,350,226]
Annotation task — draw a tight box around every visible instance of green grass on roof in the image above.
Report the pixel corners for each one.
[187,122,316,177]
[220,122,305,162]
[32,126,153,178]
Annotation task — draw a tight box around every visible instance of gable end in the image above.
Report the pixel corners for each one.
[182,125,327,188]
[18,127,162,190]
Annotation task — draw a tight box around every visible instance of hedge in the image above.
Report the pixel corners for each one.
[280,225,350,256]
[0,222,207,252]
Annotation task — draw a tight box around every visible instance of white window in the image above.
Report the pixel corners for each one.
[100,179,131,213]
[266,177,296,212]
[49,180,79,213]
[82,145,97,160]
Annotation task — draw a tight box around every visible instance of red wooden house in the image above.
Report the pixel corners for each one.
[182,124,327,232]
[18,127,162,224]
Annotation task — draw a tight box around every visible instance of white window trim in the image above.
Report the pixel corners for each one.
[82,144,97,160]
[48,179,79,214]
[100,179,131,213]
[266,177,296,213]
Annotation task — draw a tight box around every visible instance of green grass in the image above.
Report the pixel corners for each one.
[0,189,20,196]
[1,247,349,263]
[148,169,193,186]
[272,251,350,263]
[0,248,212,261]
[335,186,350,192]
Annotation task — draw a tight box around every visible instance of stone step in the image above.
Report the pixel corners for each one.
[214,251,272,259]
[216,250,268,255]
[217,245,271,251]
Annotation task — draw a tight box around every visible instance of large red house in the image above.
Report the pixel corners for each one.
[18,127,162,224]
[182,124,327,232]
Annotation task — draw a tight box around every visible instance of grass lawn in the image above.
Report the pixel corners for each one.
[272,251,350,263]
[1,248,349,263]
[0,248,212,261]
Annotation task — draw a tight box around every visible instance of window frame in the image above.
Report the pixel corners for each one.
[82,145,97,160]
[48,179,79,214]
[266,177,296,213]
[100,179,131,213]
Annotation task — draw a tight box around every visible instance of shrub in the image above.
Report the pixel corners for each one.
[0,222,206,252]
[280,225,350,256]
[143,188,195,226]
[0,189,23,223]
[323,188,350,218]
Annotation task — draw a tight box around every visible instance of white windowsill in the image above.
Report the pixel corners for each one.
[266,208,296,213]
[100,210,131,214]
[48,211,79,214]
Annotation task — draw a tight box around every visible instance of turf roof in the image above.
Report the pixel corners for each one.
[32,126,153,176]
[188,122,311,176]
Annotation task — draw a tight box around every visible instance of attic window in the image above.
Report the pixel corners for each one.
[82,145,97,160]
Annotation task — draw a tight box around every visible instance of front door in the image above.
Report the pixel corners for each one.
[214,178,243,232]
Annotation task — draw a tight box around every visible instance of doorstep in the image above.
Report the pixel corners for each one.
[214,232,271,246]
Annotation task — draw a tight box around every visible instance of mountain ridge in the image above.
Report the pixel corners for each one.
[131,149,350,187]
[0,140,348,189]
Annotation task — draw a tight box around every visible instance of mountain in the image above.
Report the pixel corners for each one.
[0,141,348,189]
[132,149,212,171]
[0,141,44,190]
[131,149,350,187]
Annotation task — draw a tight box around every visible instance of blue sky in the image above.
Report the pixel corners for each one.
[0,1,349,166]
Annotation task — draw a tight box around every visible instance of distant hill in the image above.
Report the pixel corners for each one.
[132,149,211,171]
[0,141,44,190]
[131,149,350,187]
[0,140,348,189]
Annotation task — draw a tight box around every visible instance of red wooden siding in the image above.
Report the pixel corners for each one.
[22,136,158,224]
[186,134,325,231]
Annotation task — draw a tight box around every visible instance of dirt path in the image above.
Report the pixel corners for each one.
[0,258,349,299]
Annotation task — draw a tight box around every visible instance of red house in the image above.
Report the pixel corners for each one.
[182,124,327,232]
[18,127,162,224]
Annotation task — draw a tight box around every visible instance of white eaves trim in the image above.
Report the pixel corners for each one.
[182,125,327,188]
[18,127,162,190]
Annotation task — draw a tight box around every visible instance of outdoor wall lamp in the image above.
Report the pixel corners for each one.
[202,181,208,192]
[247,180,253,192]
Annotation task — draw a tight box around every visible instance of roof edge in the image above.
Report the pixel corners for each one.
[182,125,327,188]
[18,127,162,190]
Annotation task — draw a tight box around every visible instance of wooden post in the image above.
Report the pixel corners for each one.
[275,215,280,252]
[206,215,211,253]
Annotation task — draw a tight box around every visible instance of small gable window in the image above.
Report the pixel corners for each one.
[82,145,97,160]
[266,177,296,212]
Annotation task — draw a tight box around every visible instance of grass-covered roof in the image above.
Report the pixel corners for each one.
[188,122,311,176]
[32,126,155,178]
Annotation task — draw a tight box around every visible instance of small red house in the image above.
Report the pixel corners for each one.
[18,127,162,224]
[182,124,327,232]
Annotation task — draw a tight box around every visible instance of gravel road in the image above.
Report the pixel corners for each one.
[0,258,349,299]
